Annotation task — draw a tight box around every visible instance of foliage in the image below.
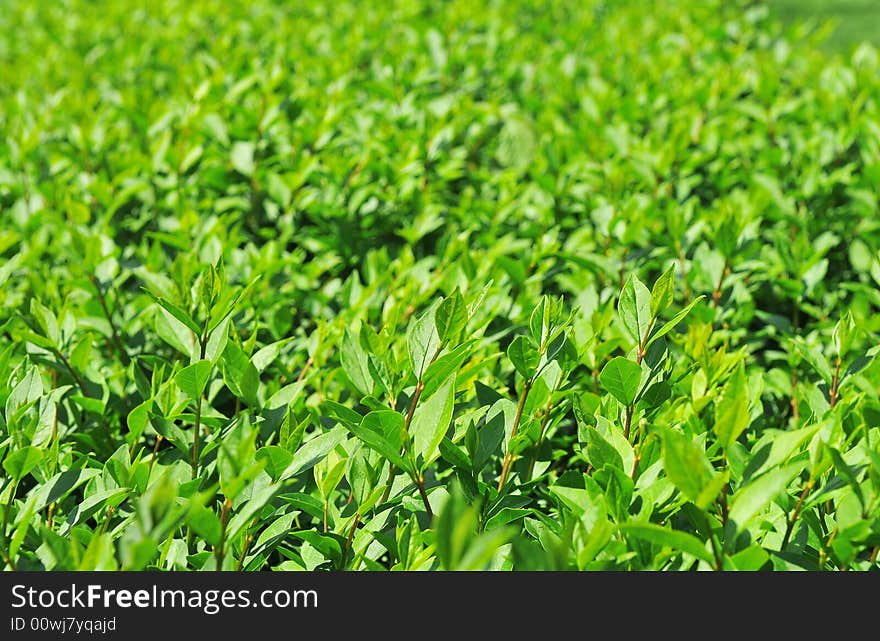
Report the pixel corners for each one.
[1,0,879,571]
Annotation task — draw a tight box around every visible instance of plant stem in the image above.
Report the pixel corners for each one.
[380,343,442,504]
[781,479,813,550]
[790,369,800,424]
[636,319,654,366]
[236,532,254,571]
[99,506,116,535]
[214,498,232,570]
[1,479,19,570]
[711,260,729,308]
[50,371,59,444]
[719,452,730,526]
[631,432,645,480]
[829,357,842,408]
[630,451,641,480]
[405,380,425,426]
[191,332,209,480]
[380,380,425,504]
[702,512,723,571]
[0,543,15,571]
[191,396,203,480]
[2,480,19,538]
[297,356,314,382]
[52,348,88,396]
[497,377,534,492]
[825,526,839,568]
[148,435,163,478]
[623,405,635,442]
[414,474,433,519]
[341,512,362,570]
[89,275,130,365]
[526,400,555,482]
[624,319,653,445]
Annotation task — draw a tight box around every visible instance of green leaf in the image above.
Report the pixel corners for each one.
[144,290,201,336]
[341,328,373,397]
[438,437,472,471]
[256,446,294,482]
[730,545,770,571]
[17,329,56,350]
[225,484,280,544]
[529,297,549,347]
[9,493,38,559]
[187,505,222,547]
[796,342,834,386]
[661,429,718,506]
[347,411,409,472]
[495,116,536,172]
[279,427,347,481]
[266,381,306,410]
[484,507,533,532]
[251,513,296,556]
[422,341,473,399]
[436,483,512,570]
[204,316,230,364]
[252,338,293,373]
[827,447,866,509]
[650,265,675,318]
[317,457,347,499]
[728,462,804,529]
[620,522,714,565]
[30,299,60,346]
[63,488,130,531]
[6,366,43,419]
[347,451,373,506]
[281,413,308,453]
[291,530,341,564]
[696,470,730,512]
[599,356,642,406]
[231,141,255,176]
[202,113,229,146]
[832,311,856,359]
[206,276,260,334]
[714,362,749,450]
[323,400,363,429]
[30,469,101,512]
[748,424,819,480]
[549,484,602,517]
[507,335,540,379]
[407,302,441,380]
[149,412,190,456]
[175,360,212,399]
[71,395,105,415]
[220,342,260,408]
[645,296,705,349]
[582,425,623,471]
[3,446,44,480]
[593,416,635,474]
[619,274,652,344]
[155,305,197,358]
[412,374,456,466]
[436,288,467,344]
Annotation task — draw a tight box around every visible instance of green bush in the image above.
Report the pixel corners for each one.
[1,0,879,571]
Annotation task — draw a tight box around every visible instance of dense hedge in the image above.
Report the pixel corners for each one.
[1,0,879,570]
